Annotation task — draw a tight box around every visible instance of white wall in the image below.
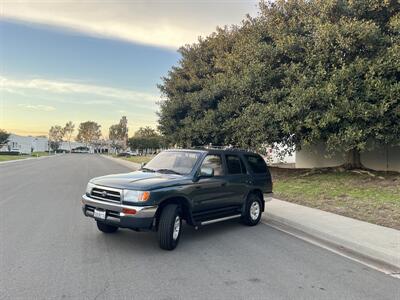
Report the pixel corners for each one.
[361,145,400,172]
[296,143,345,168]
[32,137,49,152]
[296,143,400,172]
[59,141,86,152]
[0,134,49,154]
[264,143,296,164]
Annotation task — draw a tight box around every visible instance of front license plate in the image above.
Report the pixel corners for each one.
[94,209,106,220]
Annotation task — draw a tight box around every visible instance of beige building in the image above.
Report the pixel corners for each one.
[296,143,400,172]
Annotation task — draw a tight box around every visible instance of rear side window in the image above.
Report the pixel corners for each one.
[226,155,246,174]
[244,155,267,174]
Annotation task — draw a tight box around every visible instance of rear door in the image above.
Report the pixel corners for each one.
[224,154,249,206]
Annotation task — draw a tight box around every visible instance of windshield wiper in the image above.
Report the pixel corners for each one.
[141,167,155,172]
[156,168,182,175]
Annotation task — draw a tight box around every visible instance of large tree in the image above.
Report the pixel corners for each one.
[134,126,158,138]
[108,116,129,152]
[48,125,65,152]
[63,121,75,153]
[128,127,164,154]
[0,129,10,148]
[258,0,400,168]
[158,0,400,167]
[109,124,123,152]
[76,121,101,147]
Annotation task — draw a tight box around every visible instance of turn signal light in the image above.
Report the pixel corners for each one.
[122,208,137,215]
[139,191,151,201]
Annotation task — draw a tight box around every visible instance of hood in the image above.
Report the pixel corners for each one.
[91,170,192,190]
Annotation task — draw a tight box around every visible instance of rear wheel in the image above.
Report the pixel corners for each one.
[241,193,262,226]
[157,204,182,250]
[96,221,118,233]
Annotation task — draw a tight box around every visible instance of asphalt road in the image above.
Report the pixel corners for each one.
[0,154,399,299]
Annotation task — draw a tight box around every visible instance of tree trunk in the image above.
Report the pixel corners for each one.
[344,148,363,169]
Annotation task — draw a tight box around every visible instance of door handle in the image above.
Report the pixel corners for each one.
[221,183,227,187]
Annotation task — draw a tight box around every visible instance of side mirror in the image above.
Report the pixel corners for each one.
[141,162,146,168]
[199,167,214,178]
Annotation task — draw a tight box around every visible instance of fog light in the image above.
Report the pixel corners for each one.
[122,208,137,215]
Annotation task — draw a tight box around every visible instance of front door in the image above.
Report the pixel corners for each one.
[190,154,229,212]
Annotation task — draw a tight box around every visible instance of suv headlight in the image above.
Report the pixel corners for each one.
[123,190,151,203]
[86,182,96,195]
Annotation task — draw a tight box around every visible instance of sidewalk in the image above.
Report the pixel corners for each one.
[0,154,62,165]
[263,198,400,271]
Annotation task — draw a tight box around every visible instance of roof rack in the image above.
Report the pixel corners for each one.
[191,144,253,152]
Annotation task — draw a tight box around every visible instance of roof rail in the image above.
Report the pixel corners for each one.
[191,144,253,152]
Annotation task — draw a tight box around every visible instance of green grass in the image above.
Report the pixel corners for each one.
[31,151,49,157]
[113,155,155,164]
[0,155,28,162]
[0,152,50,162]
[271,168,400,229]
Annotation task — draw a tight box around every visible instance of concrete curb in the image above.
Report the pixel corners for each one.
[262,199,400,272]
[101,155,141,170]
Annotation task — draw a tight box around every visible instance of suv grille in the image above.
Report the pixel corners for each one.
[91,187,121,203]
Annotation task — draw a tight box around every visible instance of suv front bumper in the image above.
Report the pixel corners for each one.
[81,194,157,230]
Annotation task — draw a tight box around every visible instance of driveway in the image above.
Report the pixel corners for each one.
[0,154,398,299]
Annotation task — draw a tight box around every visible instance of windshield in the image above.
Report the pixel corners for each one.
[144,151,201,175]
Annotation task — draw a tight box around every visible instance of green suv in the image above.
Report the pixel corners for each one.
[82,148,273,250]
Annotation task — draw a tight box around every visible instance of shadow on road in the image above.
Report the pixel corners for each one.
[90,219,262,254]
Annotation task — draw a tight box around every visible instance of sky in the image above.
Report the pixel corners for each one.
[0,0,258,137]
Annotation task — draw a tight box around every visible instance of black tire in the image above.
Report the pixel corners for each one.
[157,204,182,250]
[241,193,262,226]
[96,221,118,233]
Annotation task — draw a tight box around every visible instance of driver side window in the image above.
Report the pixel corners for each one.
[201,155,223,176]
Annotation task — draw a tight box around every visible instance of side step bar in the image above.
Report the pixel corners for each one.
[200,214,241,226]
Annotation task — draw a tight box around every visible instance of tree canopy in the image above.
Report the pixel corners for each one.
[134,126,159,138]
[48,125,65,151]
[128,127,164,153]
[158,0,399,166]
[109,116,129,151]
[76,121,102,146]
[63,121,75,152]
[0,129,10,147]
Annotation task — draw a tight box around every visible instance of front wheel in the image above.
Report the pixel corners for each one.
[96,221,118,233]
[157,204,182,250]
[241,193,262,226]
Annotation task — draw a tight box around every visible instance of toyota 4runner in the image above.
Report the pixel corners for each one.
[82,148,273,250]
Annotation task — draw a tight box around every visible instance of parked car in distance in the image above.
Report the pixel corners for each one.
[82,148,273,250]
[117,151,137,157]
[72,146,90,153]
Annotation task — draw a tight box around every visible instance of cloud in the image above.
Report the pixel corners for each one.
[0,75,158,104]
[1,0,258,49]
[18,104,56,112]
